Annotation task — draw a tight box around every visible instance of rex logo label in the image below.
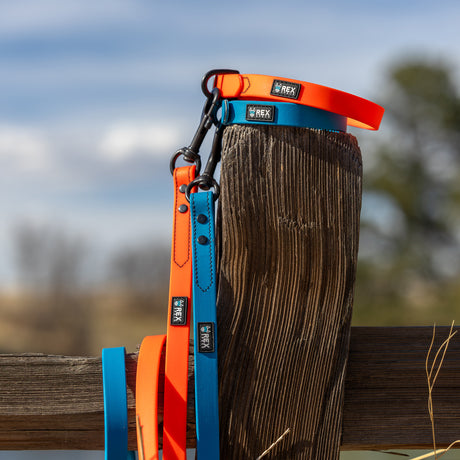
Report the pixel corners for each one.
[170,296,187,326]
[198,322,215,353]
[245,104,275,122]
[270,79,301,100]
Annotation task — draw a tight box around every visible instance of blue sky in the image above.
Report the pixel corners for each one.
[1,0,460,287]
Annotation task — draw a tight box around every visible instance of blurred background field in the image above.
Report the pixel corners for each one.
[0,225,171,354]
[2,54,460,355]
[1,0,460,459]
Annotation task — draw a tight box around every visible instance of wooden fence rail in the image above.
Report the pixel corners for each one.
[0,326,459,452]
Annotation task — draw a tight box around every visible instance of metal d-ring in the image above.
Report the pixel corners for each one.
[185,177,220,203]
[169,148,201,176]
[201,69,240,99]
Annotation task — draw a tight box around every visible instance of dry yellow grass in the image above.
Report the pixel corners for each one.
[0,288,168,355]
[411,322,459,460]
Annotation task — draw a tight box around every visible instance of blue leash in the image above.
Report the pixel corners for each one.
[102,347,136,460]
[221,98,347,131]
[190,190,220,459]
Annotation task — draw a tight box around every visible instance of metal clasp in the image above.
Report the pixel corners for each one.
[170,69,239,175]
[185,123,223,202]
[169,87,221,175]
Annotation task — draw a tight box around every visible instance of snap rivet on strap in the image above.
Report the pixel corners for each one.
[198,235,208,245]
[178,204,188,213]
[179,184,187,193]
[197,214,208,224]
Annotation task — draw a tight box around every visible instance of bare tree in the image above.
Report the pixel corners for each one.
[108,240,170,313]
[10,221,91,354]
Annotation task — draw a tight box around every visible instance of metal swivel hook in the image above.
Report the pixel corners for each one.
[170,87,221,175]
[185,124,223,202]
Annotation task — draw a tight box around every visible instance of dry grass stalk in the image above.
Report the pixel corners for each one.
[410,441,460,460]
[136,414,145,460]
[255,428,291,459]
[410,321,459,460]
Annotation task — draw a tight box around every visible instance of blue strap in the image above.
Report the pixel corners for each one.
[190,191,220,459]
[221,99,347,131]
[102,347,136,460]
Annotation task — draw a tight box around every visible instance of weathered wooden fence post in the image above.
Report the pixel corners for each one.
[216,125,362,459]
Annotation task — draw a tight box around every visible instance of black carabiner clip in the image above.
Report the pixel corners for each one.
[169,87,221,175]
[185,124,223,203]
[198,123,223,191]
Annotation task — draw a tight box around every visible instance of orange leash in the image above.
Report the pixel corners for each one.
[135,167,196,460]
[213,72,384,130]
[163,165,196,459]
[136,334,167,460]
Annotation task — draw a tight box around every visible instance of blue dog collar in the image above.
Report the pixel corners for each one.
[221,99,347,132]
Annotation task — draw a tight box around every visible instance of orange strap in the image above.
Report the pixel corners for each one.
[213,73,384,130]
[163,165,196,459]
[136,334,166,460]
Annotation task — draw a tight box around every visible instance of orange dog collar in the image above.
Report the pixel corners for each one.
[213,73,384,130]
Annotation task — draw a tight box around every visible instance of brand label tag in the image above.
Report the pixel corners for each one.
[198,322,215,353]
[270,79,301,99]
[246,104,275,122]
[170,297,187,326]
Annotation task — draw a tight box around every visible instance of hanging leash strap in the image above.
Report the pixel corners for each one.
[102,347,136,460]
[208,71,384,130]
[163,75,229,458]
[189,189,220,459]
[136,334,167,460]
[221,99,347,131]
[163,165,196,459]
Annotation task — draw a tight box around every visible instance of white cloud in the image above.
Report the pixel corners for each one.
[0,124,52,172]
[99,121,183,162]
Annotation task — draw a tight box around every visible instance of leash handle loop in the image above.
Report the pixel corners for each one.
[102,347,135,460]
[136,335,167,460]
